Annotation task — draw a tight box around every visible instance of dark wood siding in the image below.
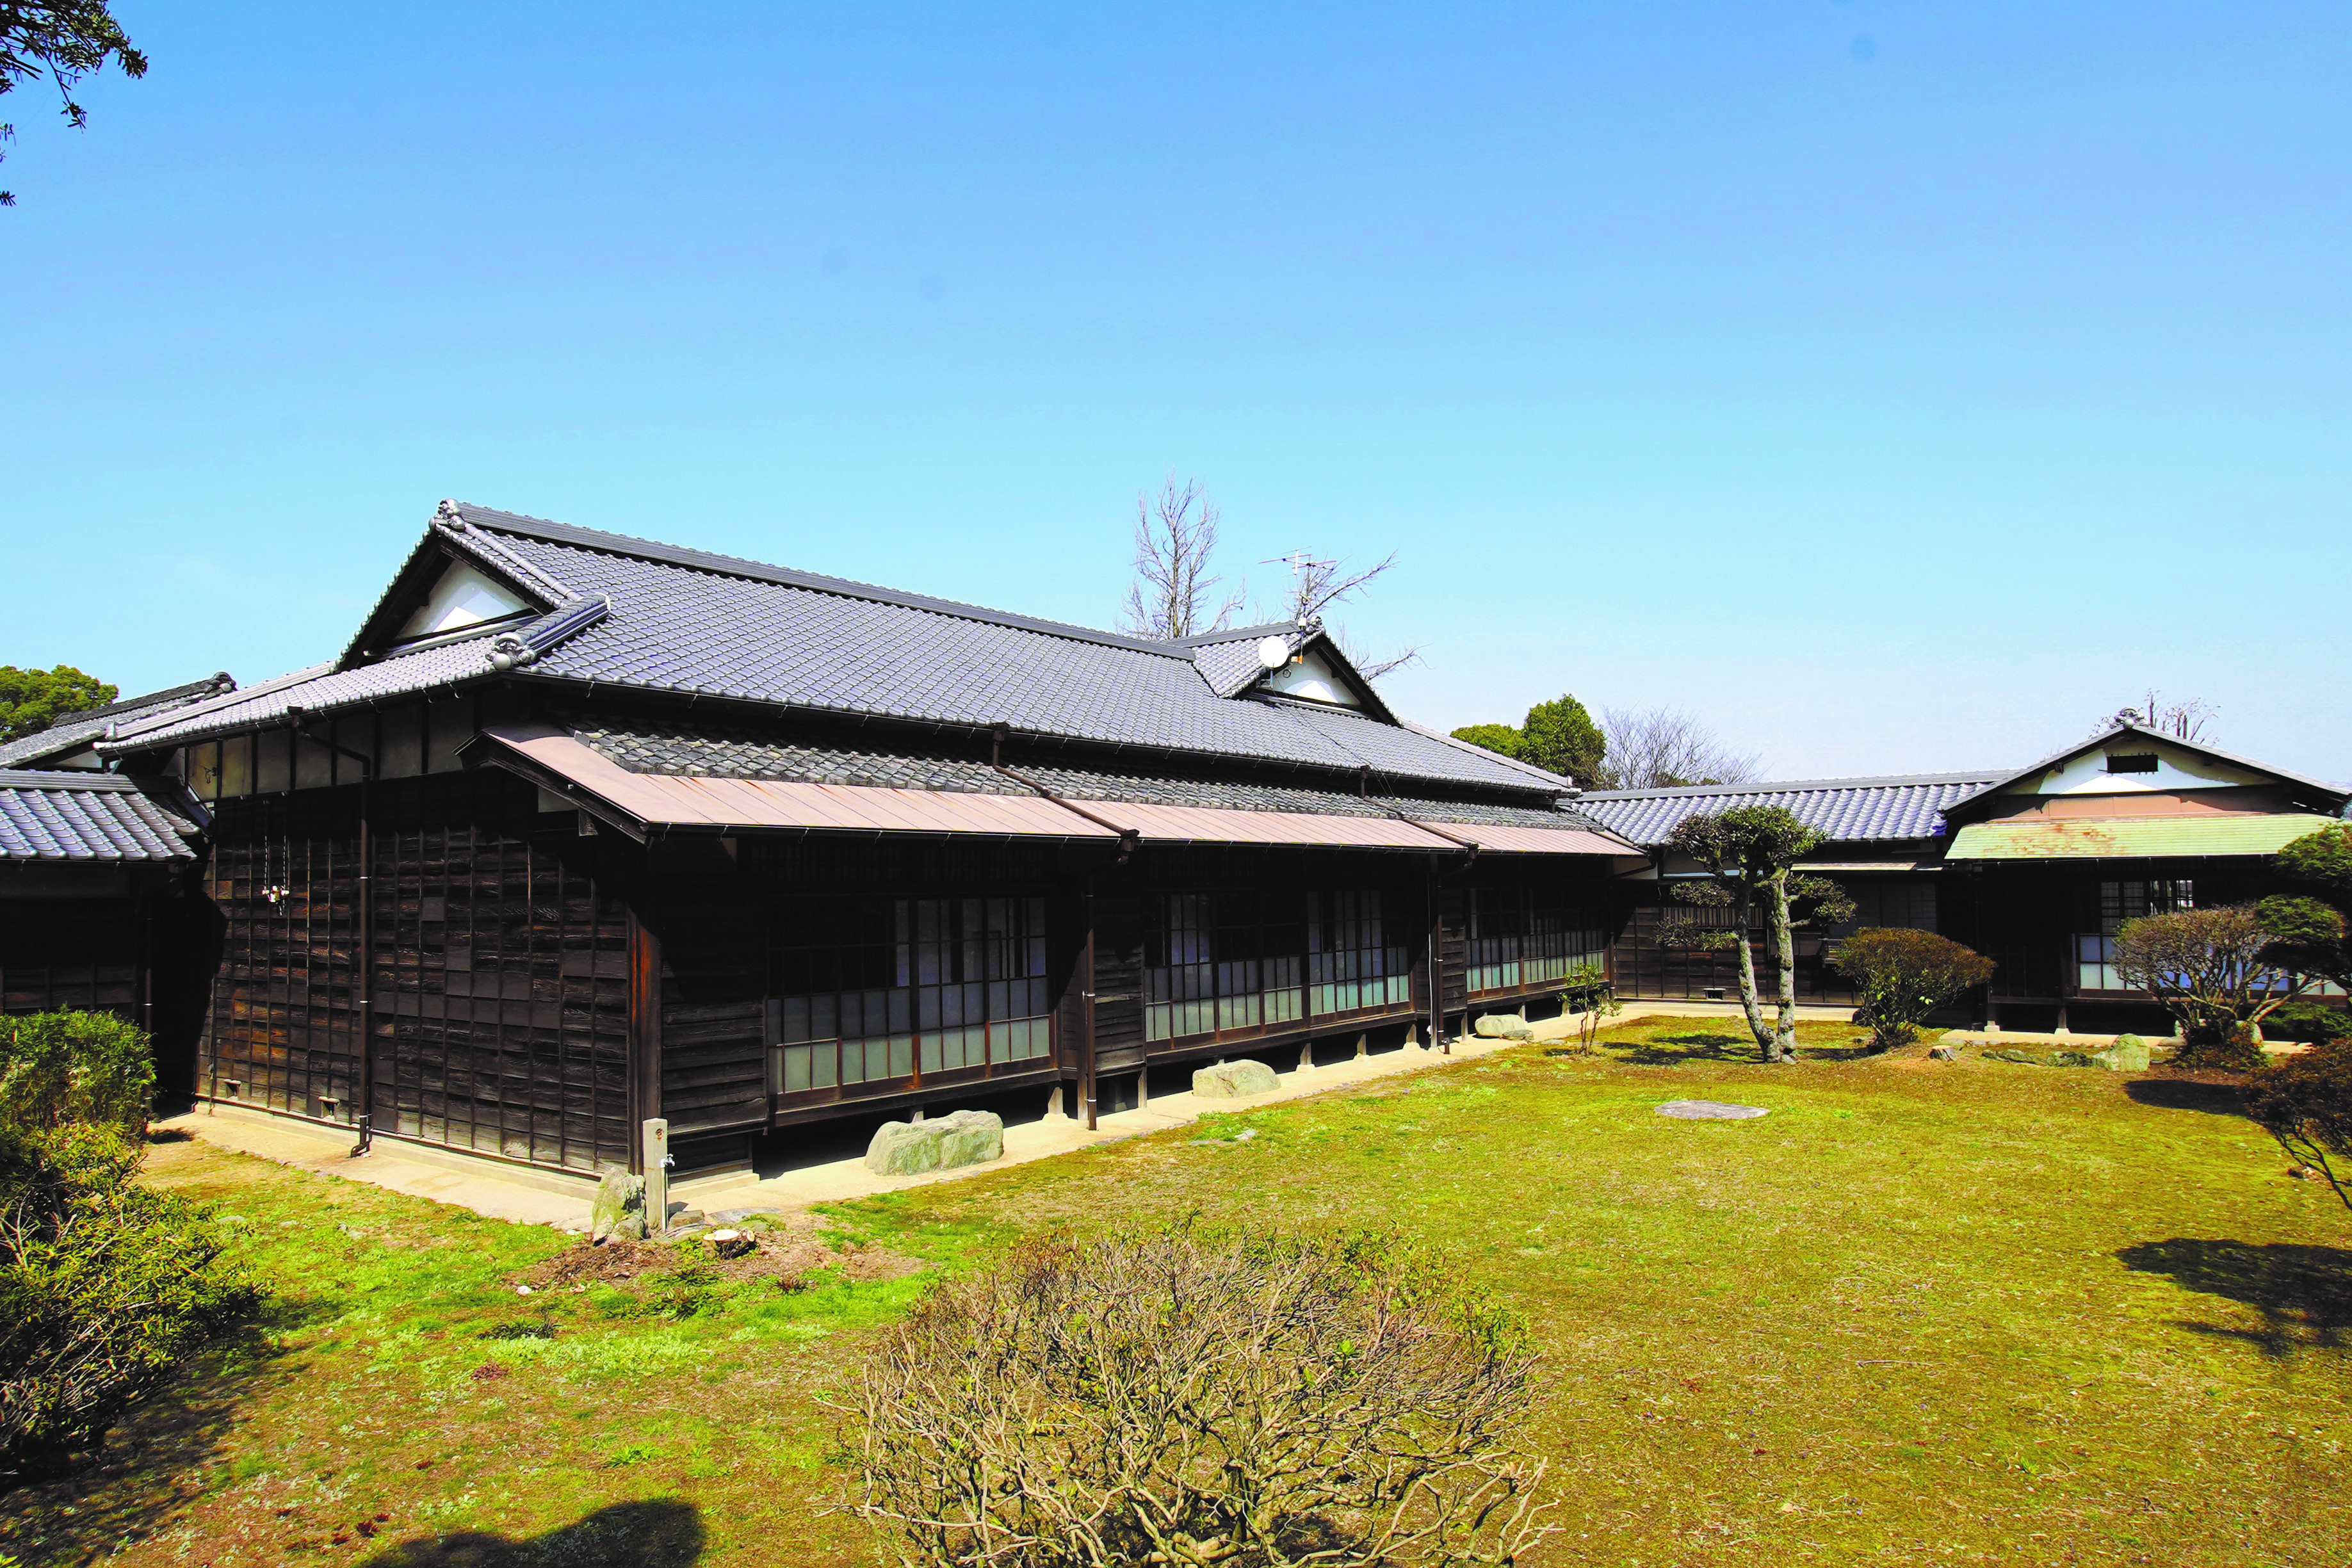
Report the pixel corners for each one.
[651,852,769,1142]
[201,788,366,1121]
[1089,893,1144,1069]
[0,894,145,1019]
[201,772,633,1172]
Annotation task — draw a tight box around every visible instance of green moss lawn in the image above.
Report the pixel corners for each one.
[6,1015,2347,1567]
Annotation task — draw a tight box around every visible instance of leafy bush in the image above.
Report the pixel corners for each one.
[1564,960,1619,1056]
[850,1225,1555,1568]
[0,1126,257,1470]
[2244,1042,2352,1213]
[2264,1002,2352,1046]
[1831,928,1996,1053]
[0,1010,156,1138]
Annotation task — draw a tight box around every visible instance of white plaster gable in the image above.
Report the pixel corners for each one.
[397,561,533,643]
[2000,734,2274,796]
[1260,647,1361,708]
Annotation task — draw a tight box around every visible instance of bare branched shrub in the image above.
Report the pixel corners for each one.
[849,1226,1556,1568]
[2114,905,2307,1070]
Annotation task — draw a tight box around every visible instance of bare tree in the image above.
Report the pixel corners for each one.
[1265,550,1422,680]
[1119,476,1244,640]
[1595,706,1760,791]
[2095,690,2216,742]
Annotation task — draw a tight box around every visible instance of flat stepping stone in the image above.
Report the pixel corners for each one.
[1655,1099,1769,1120]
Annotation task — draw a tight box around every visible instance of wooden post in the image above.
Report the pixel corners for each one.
[643,1117,670,1234]
[1136,1063,1149,1107]
[1082,890,1099,1131]
[628,913,663,1174]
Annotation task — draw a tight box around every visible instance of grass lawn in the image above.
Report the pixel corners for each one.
[7,1015,2349,1567]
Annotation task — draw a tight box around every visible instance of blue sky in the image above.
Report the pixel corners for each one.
[5,3,2346,780]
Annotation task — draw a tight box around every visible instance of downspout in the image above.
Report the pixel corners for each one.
[991,724,1139,865]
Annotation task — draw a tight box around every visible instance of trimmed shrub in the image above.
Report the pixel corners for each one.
[2265,1001,2352,1046]
[0,1126,257,1469]
[1831,928,1996,1053]
[2245,1042,2352,1213]
[0,1010,156,1138]
[850,1225,1555,1568]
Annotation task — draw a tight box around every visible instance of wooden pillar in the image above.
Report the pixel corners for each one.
[628,911,663,1174]
[356,775,377,1133]
[1081,889,1099,1131]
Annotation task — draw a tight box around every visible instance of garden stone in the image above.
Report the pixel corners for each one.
[864,1110,1005,1176]
[1192,1059,1281,1098]
[2092,1037,2151,1072]
[1473,1014,1534,1042]
[1656,1099,1769,1120]
[1928,1045,1958,1062]
[590,1170,647,1243]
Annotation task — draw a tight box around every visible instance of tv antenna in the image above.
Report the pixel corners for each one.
[1260,551,1336,627]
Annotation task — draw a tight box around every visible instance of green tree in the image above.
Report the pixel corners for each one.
[1452,694,1606,782]
[1659,806,1856,1063]
[1449,722,1525,760]
[1,3,148,206]
[0,664,115,742]
[1518,694,1604,782]
[2263,822,2352,992]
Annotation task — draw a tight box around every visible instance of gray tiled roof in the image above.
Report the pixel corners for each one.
[0,772,202,862]
[110,503,1570,801]
[0,674,235,769]
[569,716,1610,834]
[1574,771,2006,848]
[1181,627,1294,699]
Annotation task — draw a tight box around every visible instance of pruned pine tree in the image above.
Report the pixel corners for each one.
[1659,806,1855,1063]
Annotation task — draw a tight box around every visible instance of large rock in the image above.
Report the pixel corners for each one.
[2093,1035,2152,1072]
[1192,1059,1280,1098]
[590,1170,647,1243]
[1473,1014,1534,1041]
[864,1110,1005,1176]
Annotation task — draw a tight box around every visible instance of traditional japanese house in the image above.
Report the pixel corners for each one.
[0,769,209,1085]
[1934,722,2348,1034]
[1577,771,2002,1005]
[1,677,234,1083]
[0,673,238,773]
[96,501,1644,1181]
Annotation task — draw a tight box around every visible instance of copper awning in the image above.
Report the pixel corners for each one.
[463,725,1644,859]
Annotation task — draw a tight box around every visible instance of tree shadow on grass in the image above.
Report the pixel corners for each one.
[1610,1031,1759,1065]
[2125,1079,2247,1117]
[2118,1239,2352,1357]
[0,1299,316,1563]
[359,1498,705,1567]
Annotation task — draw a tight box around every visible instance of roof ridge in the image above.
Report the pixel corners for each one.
[453,501,1190,659]
[0,769,143,790]
[73,674,233,721]
[1579,770,2006,800]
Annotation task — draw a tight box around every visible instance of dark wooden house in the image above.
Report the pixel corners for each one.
[1577,771,2002,1005]
[1,677,239,1087]
[1935,723,2348,1033]
[1579,731,2347,1029]
[0,770,208,1071]
[98,501,1644,1181]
